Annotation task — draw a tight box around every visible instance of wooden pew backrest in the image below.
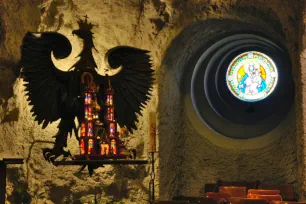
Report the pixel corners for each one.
[219,186,247,198]
[258,184,295,201]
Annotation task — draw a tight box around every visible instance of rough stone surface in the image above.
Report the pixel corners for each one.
[297,0,306,201]
[0,0,159,203]
[158,0,302,201]
[0,0,304,203]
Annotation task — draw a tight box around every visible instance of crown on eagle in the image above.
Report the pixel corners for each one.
[77,15,94,31]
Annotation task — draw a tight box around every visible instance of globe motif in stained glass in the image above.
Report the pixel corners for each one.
[226,51,278,102]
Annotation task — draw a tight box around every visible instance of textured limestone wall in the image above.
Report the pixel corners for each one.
[0,0,304,203]
[0,0,162,203]
[157,0,302,200]
[297,0,306,201]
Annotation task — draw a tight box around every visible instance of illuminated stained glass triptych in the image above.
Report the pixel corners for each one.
[226,51,278,102]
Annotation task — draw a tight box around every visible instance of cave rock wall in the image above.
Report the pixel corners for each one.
[0,0,304,203]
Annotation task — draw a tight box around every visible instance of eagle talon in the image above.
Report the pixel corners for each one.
[49,155,56,164]
[43,148,52,161]
[42,147,72,164]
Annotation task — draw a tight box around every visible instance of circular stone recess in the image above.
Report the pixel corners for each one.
[191,33,294,139]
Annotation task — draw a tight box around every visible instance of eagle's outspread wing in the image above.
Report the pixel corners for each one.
[21,32,78,129]
[101,46,155,132]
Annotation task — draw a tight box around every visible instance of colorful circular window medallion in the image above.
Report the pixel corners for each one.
[226,51,278,102]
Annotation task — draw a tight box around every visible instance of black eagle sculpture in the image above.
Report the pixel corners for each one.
[20,16,154,166]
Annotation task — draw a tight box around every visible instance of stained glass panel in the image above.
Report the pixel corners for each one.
[226,51,278,102]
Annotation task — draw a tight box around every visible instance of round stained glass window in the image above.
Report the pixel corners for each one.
[226,51,278,102]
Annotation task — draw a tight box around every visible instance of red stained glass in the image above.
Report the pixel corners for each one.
[81,122,86,136]
[80,139,85,155]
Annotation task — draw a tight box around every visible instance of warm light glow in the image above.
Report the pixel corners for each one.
[226,51,278,102]
[78,74,122,157]
[109,95,113,105]
[88,122,93,136]
[111,139,117,155]
[80,139,85,155]
[106,94,113,105]
[81,122,86,136]
[88,93,92,104]
[101,143,109,155]
[85,93,88,104]
[85,107,88,119]
[88,107,92,120]
[88,139,93,154]
[107,107,114,121]
[109,123,115,137]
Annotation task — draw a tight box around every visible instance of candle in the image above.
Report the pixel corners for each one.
[149,111,156,152]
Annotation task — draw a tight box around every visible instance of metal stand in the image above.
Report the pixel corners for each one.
[149,152,155,203]
[53,159,148,166]
[0,158,23,204]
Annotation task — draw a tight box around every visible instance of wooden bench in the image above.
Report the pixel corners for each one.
[248,189,280,195]
[258,184,296,201]
[205,180,260,193]
[228,197,267,204]
[270,202,306,204]
[247,194,282,202]
[219,186,247,197]
[206,186,247,203]
[206,192,230,203]
[240,198,268,204]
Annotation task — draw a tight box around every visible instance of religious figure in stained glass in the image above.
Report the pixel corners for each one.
[238,64,267,94]
[226,51,278,102]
